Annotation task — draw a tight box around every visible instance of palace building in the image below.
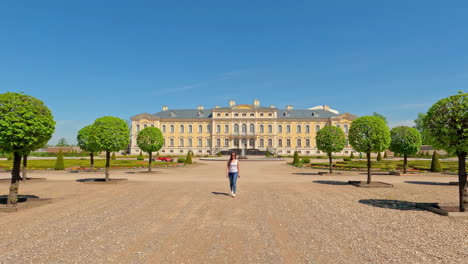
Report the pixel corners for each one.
[130,100,358,155]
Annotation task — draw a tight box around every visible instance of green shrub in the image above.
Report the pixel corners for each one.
[185,151,193,164]
[216,152,222,157]
[383,152,388,159]
[343,157,351,161]
[111,152,116,160]
[137,151,144,161]
[177,157,186,163]
[54,151,65,170]
[266,151,271,157]
[376,152,382,161]
[430,151,442,172]
[301,158,310,163]
[293,151,300,164]
[350,152,354,159]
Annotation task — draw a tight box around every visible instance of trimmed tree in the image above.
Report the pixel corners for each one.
[185,150,193,164]
[0,92,55,206]
[316,126,346,173]
[77,125,100,170]
[90,116,130,181]
[430,151,442,172]
[292,151,300,165]
[376,152,382,161]
[389,126,422,173]
[348,116,390,184]
[136,127,164,172]
[350,152,354,159]
[423,91,467,211]
[137,151,144,160]
[54,150,65,170]
[383,152,388,159]
[111,152,116,160]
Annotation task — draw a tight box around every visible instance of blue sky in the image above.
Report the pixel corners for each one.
[1,0,467,145]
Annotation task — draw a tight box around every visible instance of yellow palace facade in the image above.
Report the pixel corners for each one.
[130,100,358,155]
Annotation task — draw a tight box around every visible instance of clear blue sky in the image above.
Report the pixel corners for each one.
[1,0,467,145]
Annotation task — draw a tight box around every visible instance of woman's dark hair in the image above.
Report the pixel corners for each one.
[228,152,237,165]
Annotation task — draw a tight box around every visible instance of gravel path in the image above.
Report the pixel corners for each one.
[0,159,467,263]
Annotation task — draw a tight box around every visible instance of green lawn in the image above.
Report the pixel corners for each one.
[0,158,179,170]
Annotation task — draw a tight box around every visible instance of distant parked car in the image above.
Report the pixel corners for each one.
[154,157,174,162]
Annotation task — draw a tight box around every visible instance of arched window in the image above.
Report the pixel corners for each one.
[198,125,203,133]
[306,139,310,147]
[260,113,264,117]
[242,113,246,117]
[278,139,283,147]
[151,124,154,127]
[225,139,229,146]
[250,124,255,133]
[286,139,291,147]
[206,138,211,147]
[297,125,302,133]
[179,138,184,146]
[144,124,147,129]
[162,125,166,133]
[286,125,291,133]
[305,125,310,134]
[234,138,239,147]
[278,125,283,133]
[260,125,264,133]
[250,113,255,117]
[136,124,140,132]
[268,113,273,117]
[180,125,184,133]
[259,139,264,147]
[225,124,229,133]
[216,138,221,147]
[170,125,174,133]
[315,125,320,132]
[198,138,203,147]
[250,138,255,147]
[188,138,193,147]
[234,124,239,133]
[297,139,302,147]
[207,125,211,133]
[170,138,174,146]
[188,125,193,133]
[242,124,247,133]
[216,125,221,133]
[268,125,272,133]
[234,113,239,117]
[344,124,349,133]
[268,139,272,147]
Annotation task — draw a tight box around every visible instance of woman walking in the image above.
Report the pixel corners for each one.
[226,152,240,197]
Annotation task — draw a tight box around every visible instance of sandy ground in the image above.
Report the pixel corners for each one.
[0,158,467,264]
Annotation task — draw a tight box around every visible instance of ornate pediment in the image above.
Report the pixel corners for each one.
[131,113,160,121]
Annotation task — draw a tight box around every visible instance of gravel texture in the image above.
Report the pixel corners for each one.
[0,159,467,263]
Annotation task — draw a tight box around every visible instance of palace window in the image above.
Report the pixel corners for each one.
[198,124,203,133]
[163,138,166,147]
[234,113,239,117]
[234,124,239,133]
[207,125,211,133]
[250,113,254,117]
[268,113,272,117]
[225,139,229,146]
[306,139,310,147]
[242,124,247,133]
[198,138,203,147]
[225,113,229,117]
[217,113,221,117]
[162,125,166,133]
[170,125,174,133]
[179,138,184,147]
[151,124,154,127]
[336,124,340,128]
[316,125,320,132]
[278,125,283,133]
[225,124,229,133]
[180,125,184,133]
[136,124,140,133]
[286,139,291,147]
[268,125,272,133]
[260,113,264,117]
[144,124,147,129]
[305,125,310,134]
[260,125,264,133]
[278,139,283,147]
[216,125,221,133]
[250,124,255,133]
[188,138,193,147]
[297,139,302,147]
[216,138,221,147]
[170,138,174,147]
[188,125,193,133]
[206,138,211,147]
[344,124,349,133]
[286,125,291,133]
[234,138,239,147]
[297,125,302,133]
[250,138,255,147]
[259,139,264,147]
[268,139,272,147]
[242,113,246,117]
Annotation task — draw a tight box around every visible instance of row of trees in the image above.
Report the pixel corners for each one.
[314,91,467,211]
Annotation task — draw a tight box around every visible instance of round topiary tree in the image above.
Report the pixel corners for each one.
[348,116,390,184]
[389,126,422,174]
[90,116,130,182]
[423,91,467,211]
[316,126,346,173]
[77,125,100,170]
[136,127,164,172]
[0,92,55,206]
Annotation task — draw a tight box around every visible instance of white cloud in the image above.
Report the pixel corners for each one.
[388,120,415,129]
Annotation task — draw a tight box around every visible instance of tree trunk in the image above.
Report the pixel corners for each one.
[90,152,94,170]
[105,151,110,182]
[148,152,152,172]
[366,152,372,184]
[328,152,333,174]
[403,154,408,174]
[458,152,467,212]
[7,152,22,207]
[22,155,28,181]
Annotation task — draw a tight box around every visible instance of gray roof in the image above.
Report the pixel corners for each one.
[154,109,213,119]
[277,109,338,119]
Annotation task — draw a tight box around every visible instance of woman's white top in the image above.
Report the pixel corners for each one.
[228,159,239,173]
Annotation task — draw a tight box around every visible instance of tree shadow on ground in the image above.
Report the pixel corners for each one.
[404,181,453,186]
[359,199,421,211]
[211,192,230,196]
[292,173,319,175]
[358,172,390,175]
[313,180,349,185]
[0,195,40,204]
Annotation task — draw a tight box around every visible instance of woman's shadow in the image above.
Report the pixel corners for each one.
[211,192,230,196]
